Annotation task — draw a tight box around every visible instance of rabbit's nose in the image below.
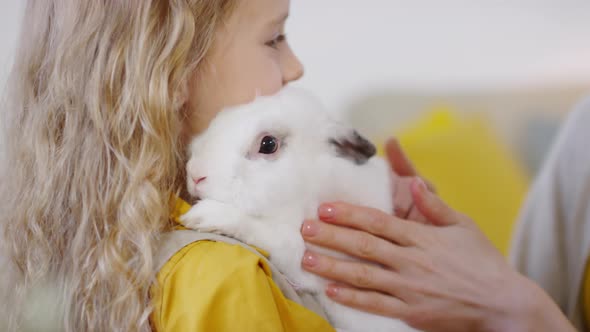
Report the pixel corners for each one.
[193,176,207,186]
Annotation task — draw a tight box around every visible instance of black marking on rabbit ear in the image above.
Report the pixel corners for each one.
[329,130,376,165]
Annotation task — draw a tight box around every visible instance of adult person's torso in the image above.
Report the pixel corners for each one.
[510,97,590,331]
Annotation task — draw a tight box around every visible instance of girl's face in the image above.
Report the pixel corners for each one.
[183,0,303,141]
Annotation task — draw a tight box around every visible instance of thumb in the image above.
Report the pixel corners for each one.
[410,178,462,226]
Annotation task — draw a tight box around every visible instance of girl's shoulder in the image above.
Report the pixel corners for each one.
[157,239,272,282]
[151,238,335,332]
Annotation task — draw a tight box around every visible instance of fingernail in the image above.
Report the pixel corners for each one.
[326,284,340,298]
[301,220,319,237]
[318,204,336,221]
[302,250,318,268]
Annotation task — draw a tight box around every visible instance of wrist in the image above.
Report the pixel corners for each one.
[487,274,575,332]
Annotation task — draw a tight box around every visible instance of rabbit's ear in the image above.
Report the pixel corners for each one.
[329,130,376,165]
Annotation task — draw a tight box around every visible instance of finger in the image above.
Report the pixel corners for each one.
[406,205,429,224]
[393,176,416,219]
[317,202,420,247]
[411,178,463,226]
[423,178,437,193]
[385,138,437,192]
[385,137,418,177]
[325,283,411,320]
[302,251,404,295]
[301,220,407,267]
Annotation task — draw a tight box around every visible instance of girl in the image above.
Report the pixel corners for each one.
[0,0,322,331]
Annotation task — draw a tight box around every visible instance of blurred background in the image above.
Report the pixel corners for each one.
[287,0,590,254]
[1,1,590,254]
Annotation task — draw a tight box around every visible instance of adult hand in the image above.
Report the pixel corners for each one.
[301,179,576,332]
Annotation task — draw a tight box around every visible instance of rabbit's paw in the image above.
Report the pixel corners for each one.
[180,199,244,236]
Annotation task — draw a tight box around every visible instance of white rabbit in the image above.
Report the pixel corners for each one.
[181,87,420,332]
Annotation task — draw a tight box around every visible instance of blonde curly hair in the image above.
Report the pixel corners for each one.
[0,1,235,330]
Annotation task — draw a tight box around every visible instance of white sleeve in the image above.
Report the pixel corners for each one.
[510,97,590,324]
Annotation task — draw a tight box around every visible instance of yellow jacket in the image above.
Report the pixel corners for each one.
[150,199,335,332]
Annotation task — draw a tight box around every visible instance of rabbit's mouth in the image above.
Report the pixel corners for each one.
[186,186,203,203]
[187,176,208,201]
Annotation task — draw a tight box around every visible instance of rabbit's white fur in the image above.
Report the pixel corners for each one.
[181,87,419,332]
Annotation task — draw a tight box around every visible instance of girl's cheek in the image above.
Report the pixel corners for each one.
[254,58,284,92]
[268,66,286,92]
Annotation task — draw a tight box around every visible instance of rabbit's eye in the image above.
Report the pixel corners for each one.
[259,135,279,154]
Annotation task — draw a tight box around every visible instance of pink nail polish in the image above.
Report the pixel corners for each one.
[301,220,319,237]
[302,251,318,267]
[326,285,340,298]
[318,204,335,221]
